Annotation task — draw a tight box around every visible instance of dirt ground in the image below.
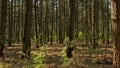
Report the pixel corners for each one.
[0,42,113,68]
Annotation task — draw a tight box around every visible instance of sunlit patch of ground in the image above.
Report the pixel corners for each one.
[0,42,113,68]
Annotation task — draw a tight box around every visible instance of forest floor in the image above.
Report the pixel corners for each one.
[0,42,113,68]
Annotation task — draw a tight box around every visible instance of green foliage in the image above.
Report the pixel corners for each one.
[52,35,58,41]
[99,32,103,40]
[64,37,75,46]
[33,53,45,64]
[63,36,70,46]
[63,39,75,61]
[32,46,46,68]
[21,51,30,59]
[31,36,36,43]
[99,32,112,41]
[36,36,41,43]
[61,46,71,64]
[64,36,69,42]
[109,34,112,41]
[31,35,41,44]
[78,31,84,40]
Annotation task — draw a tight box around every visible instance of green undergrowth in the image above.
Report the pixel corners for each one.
[32,46,47,68]
[61,46,71,64]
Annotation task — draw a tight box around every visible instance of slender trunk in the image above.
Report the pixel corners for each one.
[59,0,63,44]
[68,0,75,41]
[34,0,39,48]
[9,0,14,46]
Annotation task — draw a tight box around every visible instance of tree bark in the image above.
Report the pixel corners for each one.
[66,0,76,58]
[9,0,14,46]
[68,0,76,41]
[21,0,32,59]
[34,0,39,48]
[0,0,7,58]
[111,0,120,68]
[59,0,63,44]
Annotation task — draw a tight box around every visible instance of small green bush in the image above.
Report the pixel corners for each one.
[78,31,84,40]
[32,46,46,68]
[61,46,70,64]
[53,35,58,41]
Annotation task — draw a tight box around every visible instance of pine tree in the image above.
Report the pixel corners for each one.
[0,0,7,58]
[111,0,120,67]
[21,0,33,59]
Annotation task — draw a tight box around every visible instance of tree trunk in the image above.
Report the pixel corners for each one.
[59,0,63,44]
[21,0,32,59]
[9,0,14,46]
[111,0,120,68]
[66,0,76,58]
[0,0,7,58]
[68,0,75,41]
[34,0,39,48]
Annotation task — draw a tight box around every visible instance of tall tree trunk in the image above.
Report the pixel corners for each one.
[34,0,39,48]
[9,0,14,46]
[111,0,120,68]
[0,0,7,58]
[92,0,99,49]
[51,0,54,45]
[39,0,43,46]
[17,0,21,43]
[68,0,75,41]
[101,0,105,44]
[21,0,32,59]
[66,0,76,58]
[106,0,110,44]
[59,0,63,44]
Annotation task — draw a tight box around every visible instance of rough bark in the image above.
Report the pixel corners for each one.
[68,0,76,41]
[21,0,32,59]
[111,0,120,68]
[66,0,76,58]
[9,0,14,46]
[34,0,39,48]
[59,0,63,44]
[0,0,7,58]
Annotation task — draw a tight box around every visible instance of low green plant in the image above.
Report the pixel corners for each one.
[99,32,103,40]
[63,36,70,46]
[78,31,84,40]
[61,46,71,64]
[31,35,41,45]
[64,36,69,41]
[31,36,36,43]
[53,35,58,42]
[32,46,46,68]
[21,51,30,59]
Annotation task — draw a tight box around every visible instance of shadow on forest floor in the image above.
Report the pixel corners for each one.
[0,43,113,68]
